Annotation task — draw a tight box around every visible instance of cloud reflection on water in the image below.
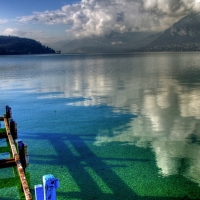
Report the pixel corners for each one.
[95,77,200,184]
[45,55,200,184]
[1,54,200,185]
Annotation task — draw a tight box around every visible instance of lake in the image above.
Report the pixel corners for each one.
[0,52,200,199]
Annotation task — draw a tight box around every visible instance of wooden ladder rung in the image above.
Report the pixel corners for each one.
[0,133,7,138]
[0,158,16,168]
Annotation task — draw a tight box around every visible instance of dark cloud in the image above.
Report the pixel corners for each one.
[117,12,124,22]
[140,0,198,17]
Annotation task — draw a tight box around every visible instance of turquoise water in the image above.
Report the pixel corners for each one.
[0,53,200,199]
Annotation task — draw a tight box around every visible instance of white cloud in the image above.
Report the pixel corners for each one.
[2,28,40,37]
[0,19,8,24]
[16,0,200,38]
[1,28,61,44]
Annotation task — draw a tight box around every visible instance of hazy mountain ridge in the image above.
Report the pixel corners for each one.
[144,12,200,51]
[0,36,55,55]
[50,32,161,53]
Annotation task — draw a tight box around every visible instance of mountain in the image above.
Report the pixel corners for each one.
[144,12,200,51]
[49,12,200,53]
[0,36,55,55]
[49,31,161,53]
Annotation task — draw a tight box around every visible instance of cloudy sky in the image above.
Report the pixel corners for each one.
[1,0,200,43]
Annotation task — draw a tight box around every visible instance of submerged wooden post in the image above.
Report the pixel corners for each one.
[17,140,27,172]
[3,111,32,200]
[9,118,18,139]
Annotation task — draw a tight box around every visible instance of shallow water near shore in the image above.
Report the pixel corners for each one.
[0,53,200,199]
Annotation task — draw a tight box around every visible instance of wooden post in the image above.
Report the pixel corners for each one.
[24,143,29,167]
[43,174,59,200]
[17,140,26,172]
[35,174,59,200]
[35,184,44,200]
[5,105,12,119]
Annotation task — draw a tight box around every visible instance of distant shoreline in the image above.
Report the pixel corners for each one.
[1,51,200,57]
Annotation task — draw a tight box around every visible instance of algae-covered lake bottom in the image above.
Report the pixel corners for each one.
[0,53,200,199]
[1,132,200,200]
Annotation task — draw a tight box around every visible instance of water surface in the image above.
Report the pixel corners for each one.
[0,53,200,199]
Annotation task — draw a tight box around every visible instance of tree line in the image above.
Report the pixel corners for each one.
[0,36,55,55]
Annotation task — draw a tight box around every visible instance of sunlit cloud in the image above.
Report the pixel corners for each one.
[15,0,200,38]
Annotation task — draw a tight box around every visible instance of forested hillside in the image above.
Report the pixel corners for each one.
[0,36,55,55]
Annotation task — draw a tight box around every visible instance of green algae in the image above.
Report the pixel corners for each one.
[1,132,200,199]
[0,138,10,153]
[18,133,200,200]
[0,166,27,200]
[0,128,6,133]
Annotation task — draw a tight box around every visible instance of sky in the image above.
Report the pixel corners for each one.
[1,0,200,44]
